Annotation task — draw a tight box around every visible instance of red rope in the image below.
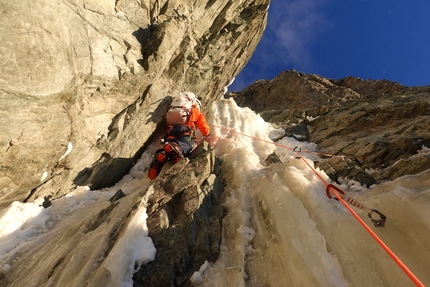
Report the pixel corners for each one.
[209,124,425,287]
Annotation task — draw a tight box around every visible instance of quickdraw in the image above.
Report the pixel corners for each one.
[292,144,387,228]
[326,184,386,227]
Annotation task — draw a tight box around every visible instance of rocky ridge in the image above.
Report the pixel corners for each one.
[229,70,430,187]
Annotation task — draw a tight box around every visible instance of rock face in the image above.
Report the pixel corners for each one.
[135,147,226,286]
[0,0,269,207]
[229,70,430,187]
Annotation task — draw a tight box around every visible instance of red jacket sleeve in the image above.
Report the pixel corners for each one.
[189,108,210,136]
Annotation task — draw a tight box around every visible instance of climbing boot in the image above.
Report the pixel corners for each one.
[164,141,183,163]
[148,149,167,180]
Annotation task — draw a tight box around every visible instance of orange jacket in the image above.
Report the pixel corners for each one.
[187,107,210,137]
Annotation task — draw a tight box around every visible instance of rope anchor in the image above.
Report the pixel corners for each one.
[326,184,387,227]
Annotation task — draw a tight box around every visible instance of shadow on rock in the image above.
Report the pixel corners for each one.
[74,154,135,190]
[133,146,226,287]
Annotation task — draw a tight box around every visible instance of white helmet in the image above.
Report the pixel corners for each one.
[178,91,201,110]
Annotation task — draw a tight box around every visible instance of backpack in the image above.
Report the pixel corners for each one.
[166,92,201,126]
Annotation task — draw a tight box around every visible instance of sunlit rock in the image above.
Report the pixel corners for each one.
[0,0,269,207]
[230,70,430,185]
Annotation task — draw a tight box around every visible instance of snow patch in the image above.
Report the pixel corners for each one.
[59,142,73,161]
[190,260,211,285]
[268,128,286,140]
[224,77,235,94]
[104,189,156,287]
[307,115,318,122]
[40,171,48,182]
[418,145,430,154]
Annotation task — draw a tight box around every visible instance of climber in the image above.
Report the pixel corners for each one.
[148,91,211,180]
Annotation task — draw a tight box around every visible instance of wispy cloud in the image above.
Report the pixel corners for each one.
[230,0,333,91]
[262,0,333,71]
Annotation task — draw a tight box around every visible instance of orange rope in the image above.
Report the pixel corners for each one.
[209,123,425,287]
[330,187,425,287]
[297,153,424,286]
[209,124,340,158]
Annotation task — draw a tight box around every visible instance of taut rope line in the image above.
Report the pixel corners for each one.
[209,123,424,287]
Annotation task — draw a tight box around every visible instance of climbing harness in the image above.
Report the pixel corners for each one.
[209,123,425,286]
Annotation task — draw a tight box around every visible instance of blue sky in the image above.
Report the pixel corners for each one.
[230,0,430,91]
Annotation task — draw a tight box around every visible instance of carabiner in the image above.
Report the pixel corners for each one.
[368,209,387,227]
[293,146,302,152]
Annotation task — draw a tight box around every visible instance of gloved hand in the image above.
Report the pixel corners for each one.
[204,134,218,147]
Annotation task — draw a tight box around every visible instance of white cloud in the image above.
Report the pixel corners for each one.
[267,0,333,71]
